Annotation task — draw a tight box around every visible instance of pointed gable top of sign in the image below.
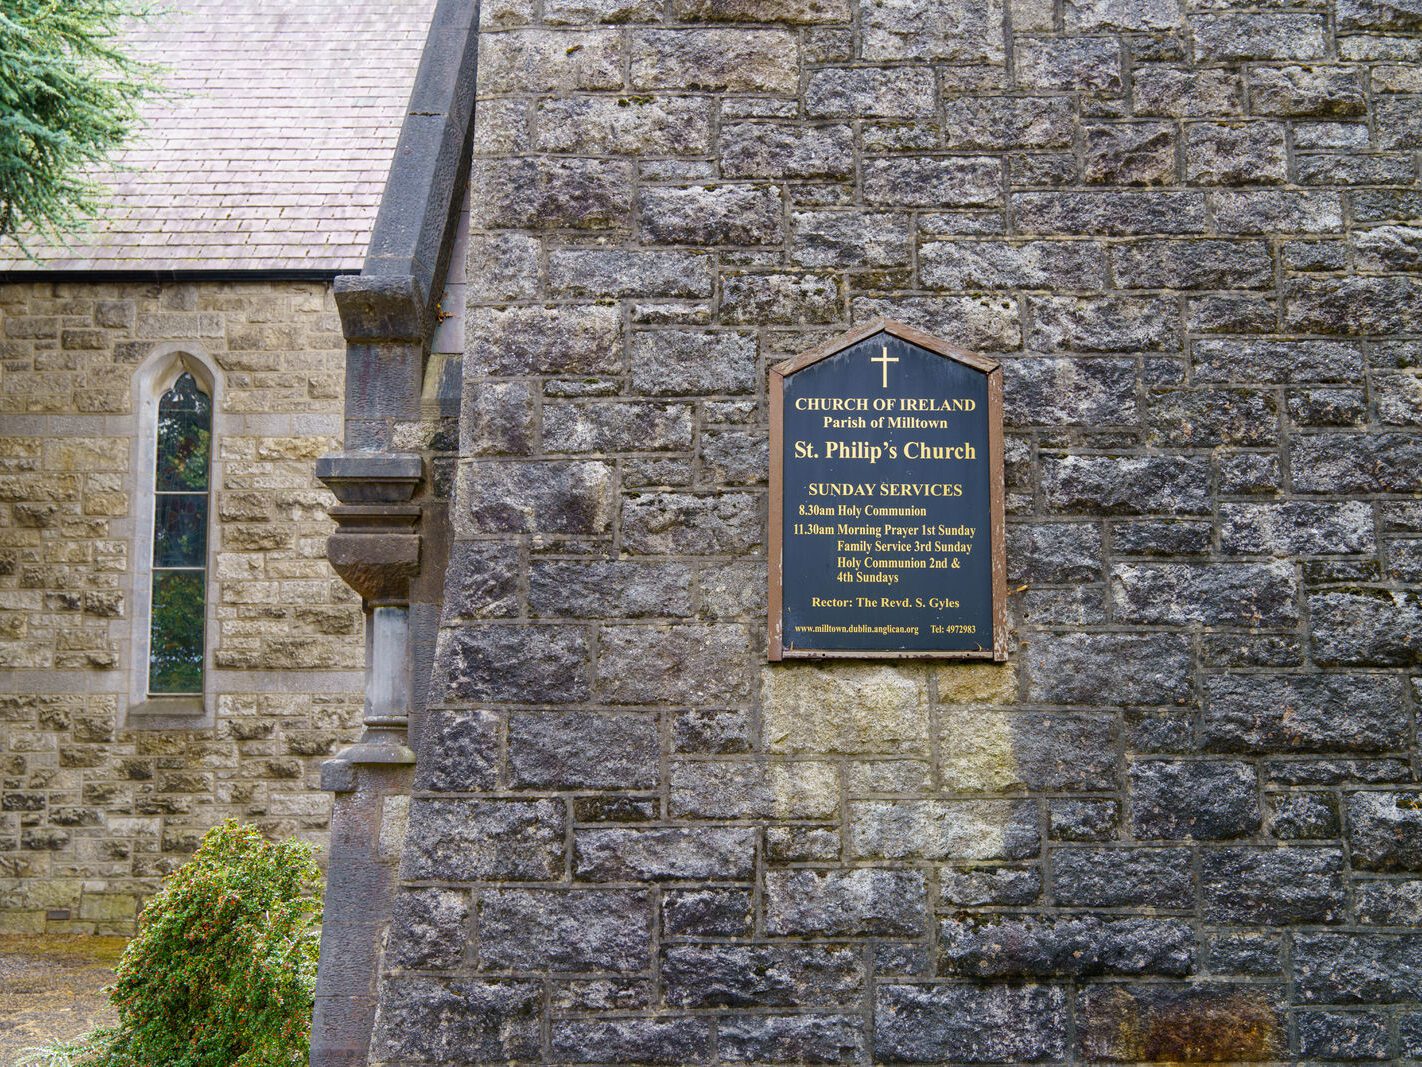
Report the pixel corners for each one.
[772,318,1001,379]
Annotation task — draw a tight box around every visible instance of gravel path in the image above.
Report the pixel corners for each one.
[0,936,124,1066]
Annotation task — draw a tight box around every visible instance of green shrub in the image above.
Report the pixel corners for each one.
[90,820,322,1067]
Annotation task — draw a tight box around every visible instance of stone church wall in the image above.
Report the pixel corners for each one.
[0,280,364,933]
[370,0,1422,1061]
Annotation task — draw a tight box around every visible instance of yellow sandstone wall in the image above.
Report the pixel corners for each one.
[0,280,363,933]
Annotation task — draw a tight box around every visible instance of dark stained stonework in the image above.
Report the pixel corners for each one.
[340,0,1422,1062]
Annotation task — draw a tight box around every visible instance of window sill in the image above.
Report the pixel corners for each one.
[127,695,208,727]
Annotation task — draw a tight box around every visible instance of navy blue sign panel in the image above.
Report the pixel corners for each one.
[769,321,1007,661]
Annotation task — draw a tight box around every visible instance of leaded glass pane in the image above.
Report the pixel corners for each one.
[149,369,211,696]
[149,570,205,694]
[156,373,212,492]
[153,494,208,568]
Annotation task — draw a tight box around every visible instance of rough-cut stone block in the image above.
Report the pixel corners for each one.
[468,304,621,376]
[1024,632,1192,705]
[402,799,564,881]
[472,157,634,230]
[662,944,863,1008]
[440,624,589,704]
[674,0,850,22]
[1347,791,1422,872]
[1065,0,1181,30]
[720,271,842,325]
[1148,388,1278,447]
[597,624,753,704]
[1338,0,1422,30]
[1375,370,1422,426]
[791,211,910,268]
[1130,760,1261,840]
[387,888,470,970]
[1203,674,1408,754]
[531,560,692,619]
[1294,933,1422,1003]
[550,1018,714,1064]
[1016,191,1207,235]
[1049,799,1121,842]
[939,865,1042,907]
[939,915,1196,978]
[543,400,693,454]
[630,329,758,396]
[479,889,650,972]
[1006,522,1103,584]
[1028,296,1177,352]
[874,983,1067,1063]
[631,30,800,92]
[1042,456,1211,515]
[851,294,1021,351]
[941,97,1075,150]
[1114,239,1273,289]
[861,0,1006,62]
[1297,1009,1392,1062]
[1294,433,1422,494]
[1354,225,1422,274]
[765,869,926,937]
[639,184,784,245]
[935,662,1018,705]
[1193,13,1327,61]
[1356,880,1422,926]
[370,977,542,1062]
[1186,121,1288,185]
[1201,847,1346,923]
[536,97,714,156]
[1248,65,1366,117]
[940,710,1117,792]
[1111,561,1298,627]
[806,67,936,117]
[1017,37,1122,92]
[1006,357,1137,429]
[621,492,761,555]
[762,664,927,754]
[863,156,1000,208]
[1212,190,1343,234]
[720,122,853,180]
[1077,983,1286,1063]
[548,250,712,299]
[508,712,659,790]
[1052,847,1194,908]
[1285,277,1422,336]
[719,1015,863,1064]
[1219,501,1375,556]
[413,710,499,792]
[462,381,535,456]
[670,760,838,819]
[922,240,1106,290]
[662,888,751,937]
[1309,590,1422,666]
[574,827,755,881]
[848,799,1039,860]
[1267,793,1340,840]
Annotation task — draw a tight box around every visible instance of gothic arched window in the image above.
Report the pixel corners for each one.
[147,371,212,695]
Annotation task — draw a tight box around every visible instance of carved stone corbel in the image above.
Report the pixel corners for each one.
[316,451,424,771]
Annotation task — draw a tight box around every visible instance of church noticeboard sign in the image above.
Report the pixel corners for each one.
[769,320,1007,661]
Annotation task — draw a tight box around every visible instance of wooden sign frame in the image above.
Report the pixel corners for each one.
[768,319,1007,662]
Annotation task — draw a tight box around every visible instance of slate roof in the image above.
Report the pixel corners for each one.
[0,0,437,274]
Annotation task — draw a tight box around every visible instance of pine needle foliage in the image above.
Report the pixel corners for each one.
[94,821,323,1067]
[0,0,163,253]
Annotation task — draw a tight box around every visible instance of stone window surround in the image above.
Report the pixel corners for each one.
[126,341,222,729]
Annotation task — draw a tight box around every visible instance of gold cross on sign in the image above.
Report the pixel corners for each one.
[871,344,898,388]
